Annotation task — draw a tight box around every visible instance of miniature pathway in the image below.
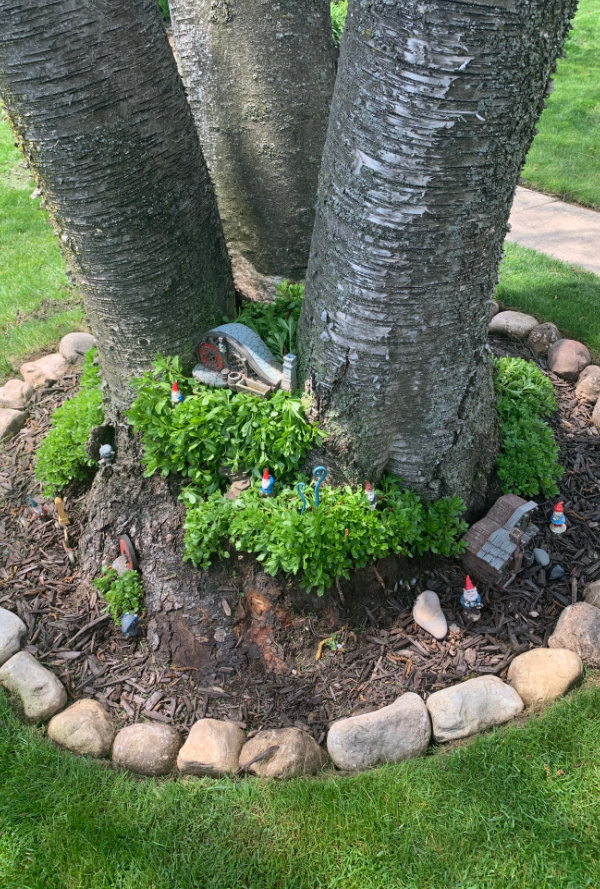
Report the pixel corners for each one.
[507,186,600,277]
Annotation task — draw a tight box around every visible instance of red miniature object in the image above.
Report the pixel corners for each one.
[119,535,139,571]
[171,381,184,404]
[550,501,566,535]
[460,575,482,615]
[260,468,275,497]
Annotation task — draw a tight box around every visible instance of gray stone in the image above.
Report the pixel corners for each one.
[47,699,115,757]
[112,723,182,776]
[426,675,524,743]
[489,301,500,320]
[20,353,69,389]
[239,728,326,779]
[527,322,561,358]
[548,602,600,666]
[0,608,27,666]
[0,651,67,722]
[177,719,245,777]
[59,331,96,363]
[575,365,600,403]
[0,408,26,441]
[327,693,431,771]
[489,311,539,340]
[584,581,600,610]
[111,555,129,576]
[547,339,591,382]
[548,564,565,581]
[533,548,550,567]
[593,397,600,430]
[413,590,447,640]
[0,379,34,410]
[507,648,583,707]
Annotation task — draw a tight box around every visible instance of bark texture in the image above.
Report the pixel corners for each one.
[0,0,235,406]
[169,0,337,279]
[298,0,577,506]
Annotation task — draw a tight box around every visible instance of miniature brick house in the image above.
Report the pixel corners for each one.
[460,494,538,584]
[193,323,297,397]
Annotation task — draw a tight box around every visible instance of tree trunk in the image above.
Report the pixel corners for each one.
[169,0,337,282]
[0,0,235,406]
[298,0,576,508]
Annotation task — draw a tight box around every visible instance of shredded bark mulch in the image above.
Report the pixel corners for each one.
[1,337,599,743]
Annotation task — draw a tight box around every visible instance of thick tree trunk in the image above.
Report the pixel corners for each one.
[0,0,235,406]
[169,0,337,281]
[298,0,576,507]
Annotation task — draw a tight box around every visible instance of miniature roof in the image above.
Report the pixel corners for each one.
[205,323,283,387]
[476,527,518,570]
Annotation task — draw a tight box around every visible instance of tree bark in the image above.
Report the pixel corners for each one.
[169,0,337,281]
[0,0,235,406]
[298,0,577,508]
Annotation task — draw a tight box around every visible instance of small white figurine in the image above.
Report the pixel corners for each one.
[550,501,566,535]
[99,444,115,467]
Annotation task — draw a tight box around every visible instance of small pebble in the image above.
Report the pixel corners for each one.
[529,611,539,618]
[533,548,550,567]
[548,564,565,581]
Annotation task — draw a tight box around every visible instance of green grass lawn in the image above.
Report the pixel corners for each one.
[522,0,600,209]
[0,112,84,383]
[1,683,600,889]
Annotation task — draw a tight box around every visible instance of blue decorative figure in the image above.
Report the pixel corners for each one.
[121,613,140,638]
[297,482,307,516]
[313,466,327,508]
[260,468,275,497]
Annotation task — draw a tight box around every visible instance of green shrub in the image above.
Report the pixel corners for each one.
[182,478,467,595]
[156,0,170,22]
[231,280,303,363]
[127,354,323,496]
[494,357,563,498]
[35,349,104,495]
[93,567,145,625]
[331,1,348,45]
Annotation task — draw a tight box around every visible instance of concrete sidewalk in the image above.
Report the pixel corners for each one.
[507,186,600,277]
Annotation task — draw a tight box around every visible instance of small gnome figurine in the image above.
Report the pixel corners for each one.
[260,468,275,497]
[460,575,482,620]
[27,496,47,517]
[171,381,184,405]
[550,501,567,535]
[365,482,377,510]
[99,443,115,467]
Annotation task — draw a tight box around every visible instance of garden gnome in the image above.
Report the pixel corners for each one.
[365,482,377,510]
[171,381,184,404]
[550,501,566,535]
[99,444,115,467]
[461,576,482,620]
[27,496,47,517]
[260,468,275,497]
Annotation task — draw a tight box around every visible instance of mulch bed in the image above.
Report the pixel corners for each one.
[1,337,599,744]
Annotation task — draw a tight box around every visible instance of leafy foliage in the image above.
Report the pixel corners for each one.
[93,567,145,626]
[156,0,170,22]
[182,477,467,596]
[231,280,304,363]
[35,349,104,495]
[127,354,323,496]
[494,357,563,498]
[330,1,348,45]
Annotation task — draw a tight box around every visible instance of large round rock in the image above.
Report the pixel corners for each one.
[177,719,245,777]
[507,648,582,707]
[239,728,326,779]
[584,581,600,610]
[489,311,539,340]
[547,339,591,382]
[59,331,96,363]
[0,651,67,722]
[0,379,34,411]
[0,607,27,667]
[327,693,431,771]
[548,602,600,666]
[112,723,182,776]
[20,353,69,389]
[575,366,600,403]
[48,699,115,757]
[426,676,523,743]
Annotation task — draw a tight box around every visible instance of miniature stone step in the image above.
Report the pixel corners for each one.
[20,353,69,389]
[0,408,27,441]
[0,379,34,410]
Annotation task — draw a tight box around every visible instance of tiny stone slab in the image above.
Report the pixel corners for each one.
[548,602,600,667]
[584,581,600,610]
[239,728,326,779]
[112,723,182,776]
[527,322,560,358]
[547,339,591,382]
[0,608,27,667]
[575,366,600,403]
[0,651,67,723]
[0,408,26,442]
[20,353,69,389]
[413,590,447,640]
[0,379,34,410]
[177,719,245,777]
[507,648,583,707]
[327,693,431,771]
[489,311,539,340]
[47,699,115,757]
[59,331,96,363]
[426,675,523,743]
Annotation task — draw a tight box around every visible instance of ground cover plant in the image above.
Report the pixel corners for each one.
[93,567,145,625]
[521,0,600,208]
[34,349,104,495]
[230,280,303,362]
[0,113,83,382]
[330,0,348,44]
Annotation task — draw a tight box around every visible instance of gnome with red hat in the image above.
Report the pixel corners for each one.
[365,482,377,510]
[171,381,184,404]
[550,501,566,535]
[260,468,275,497]
[461,576,482,619]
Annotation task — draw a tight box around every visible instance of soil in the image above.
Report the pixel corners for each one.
[1,336,599,744]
